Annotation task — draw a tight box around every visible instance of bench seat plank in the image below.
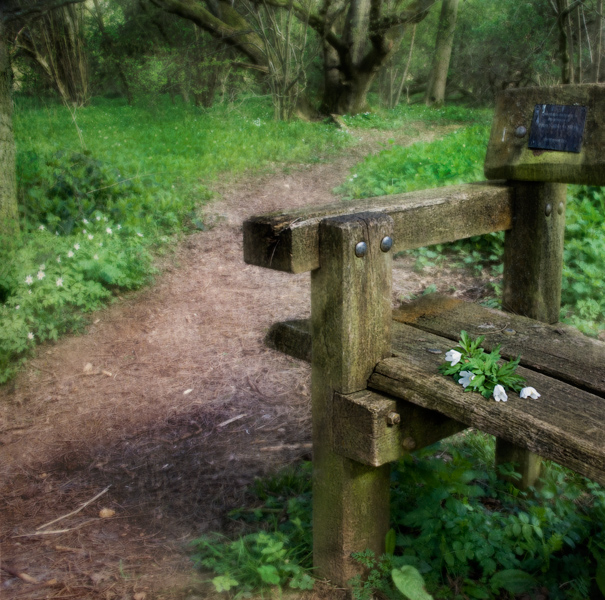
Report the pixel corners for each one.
[266,311,605,485]
[393,295,605,397]
[244,182,513,273]
[370,321,605,486]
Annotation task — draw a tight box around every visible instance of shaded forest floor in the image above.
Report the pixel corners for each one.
[0,122,495,600]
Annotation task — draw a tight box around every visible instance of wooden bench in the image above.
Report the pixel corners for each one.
[243,84,605,586]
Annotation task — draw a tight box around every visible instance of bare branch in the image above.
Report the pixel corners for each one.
[3,0,87,24]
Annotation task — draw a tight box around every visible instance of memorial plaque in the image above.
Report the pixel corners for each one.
[528,104,587,153]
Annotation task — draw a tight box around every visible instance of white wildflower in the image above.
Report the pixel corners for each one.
[39,225,45,231]
[15,305,20,310]
[117,224,122,230]
[445,349,462,366]
[96,215,101,221]
[520,387,540,399]
[74,243,80,250]
[56,277,63,287]
[39,264,45,270]
[458,371,475,387]
[106,227,112,234]
[28,332,34,340]
[88,234,94,240]
[83,218,89,224]
[25,275,33,285]
[57,256,61,263]
[493,385,508,402]
[137,233,143,237]
[82,229,86,234]
[68,250,74,258]
[37,270,45,280]
[94,254,99,260]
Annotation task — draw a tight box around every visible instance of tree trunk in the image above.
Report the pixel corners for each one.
[92,0,133,104]
[593,0,603,82]
[425,0,459,107]
[321,41,377,114]
[0,21,18,244]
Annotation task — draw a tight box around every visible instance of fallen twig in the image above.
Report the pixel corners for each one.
[217,414,247,428]
[14,519,99,538]
[36,486,110,531]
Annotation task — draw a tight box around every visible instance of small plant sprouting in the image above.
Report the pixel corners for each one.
[439,330,534,402]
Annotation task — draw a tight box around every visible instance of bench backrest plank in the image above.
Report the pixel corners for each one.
[244,181,512,273]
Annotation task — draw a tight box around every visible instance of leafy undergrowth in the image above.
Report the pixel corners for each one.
[193,431,605,600]
[336,115,605,337]
[191,432,605,599]
[0,95,354,382]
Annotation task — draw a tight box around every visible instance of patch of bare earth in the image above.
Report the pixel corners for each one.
[0,122,493,600]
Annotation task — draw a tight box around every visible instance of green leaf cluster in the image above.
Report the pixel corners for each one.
[439,331,526,399]
[191,463,313,596]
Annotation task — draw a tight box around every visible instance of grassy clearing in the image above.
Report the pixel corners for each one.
[1,95,352,382]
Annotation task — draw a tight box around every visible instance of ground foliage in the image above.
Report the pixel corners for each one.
[192,432,605,599]
[1,95,351,382]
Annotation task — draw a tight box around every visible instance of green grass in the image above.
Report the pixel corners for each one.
[14,95,352,202]
[341,103,492,131]
[192,434,605,599]
[0,94,353,383]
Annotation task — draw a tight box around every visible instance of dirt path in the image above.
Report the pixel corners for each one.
[0,123,482,600]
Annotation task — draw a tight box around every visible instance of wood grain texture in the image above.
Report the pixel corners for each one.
[485,85,605,184]
[310,213,393,585]
[502,181,567,324]
[369,322,605,486]
[393,294,605,397]
[333,390,466,466]
[243,182,513,273]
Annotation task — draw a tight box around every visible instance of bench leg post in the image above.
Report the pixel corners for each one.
[311,213,394,586]
[498,181,567,488]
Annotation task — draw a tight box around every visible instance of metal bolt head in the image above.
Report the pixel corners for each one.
[386,412,400,426]
[558,201,565,215]
[545,203,553,217]
[515,125,527,138]
[354,241,367,258]
[402,437,416,451]
[380,236,393,253]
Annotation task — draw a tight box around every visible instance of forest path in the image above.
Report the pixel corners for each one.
[0,122,474,600]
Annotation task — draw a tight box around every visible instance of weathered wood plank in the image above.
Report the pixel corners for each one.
[498,180,567,485]
[243,182,513,273]
[310,213,393,585]
[502,182,567,324]
[265,313,605,484]
[485,85,605,185]
[266,319,311,362]
[333,390,466,467]
[393,295,605,397]
[369,321,605,486]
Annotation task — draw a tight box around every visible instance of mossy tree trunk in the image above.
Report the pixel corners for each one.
[0,20,18,243]
[424,0,458,107]
[151,0,434,116]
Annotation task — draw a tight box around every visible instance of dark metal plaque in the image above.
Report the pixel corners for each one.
[528,104,587,153]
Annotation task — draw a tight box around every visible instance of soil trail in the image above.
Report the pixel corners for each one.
[0,123,466,599]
